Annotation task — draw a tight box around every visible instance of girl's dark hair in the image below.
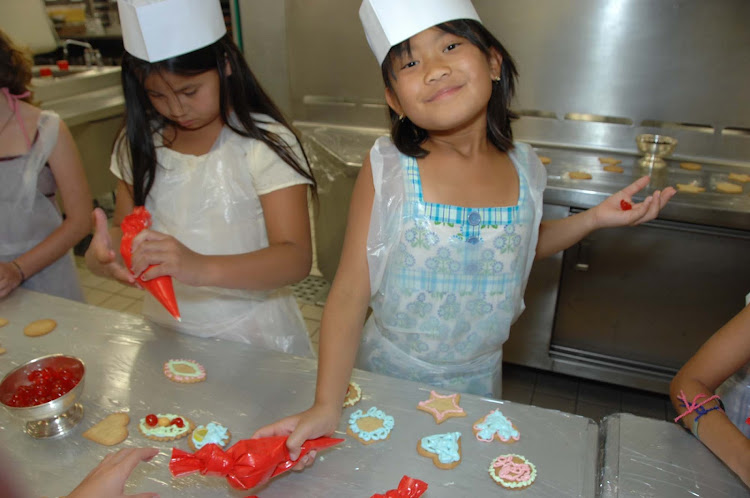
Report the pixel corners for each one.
[0,29,33,102]
[381,19,518,158]
[117,33,316,205]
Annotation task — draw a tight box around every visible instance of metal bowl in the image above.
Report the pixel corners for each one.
[636,134,678,169]
[0,354,85,438]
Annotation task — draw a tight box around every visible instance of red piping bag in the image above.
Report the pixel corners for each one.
[371,475,428,498]
[120,206,180,320]
[169,435,344,490]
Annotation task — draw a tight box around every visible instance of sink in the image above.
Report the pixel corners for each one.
[31,65,121,105]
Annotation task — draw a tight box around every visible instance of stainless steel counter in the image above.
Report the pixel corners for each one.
[0,289,599,497]
[601,413,749,497]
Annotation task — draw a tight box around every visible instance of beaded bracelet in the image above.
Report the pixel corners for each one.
[11,260,25,283]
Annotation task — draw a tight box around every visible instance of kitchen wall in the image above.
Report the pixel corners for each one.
[239,0,750,165]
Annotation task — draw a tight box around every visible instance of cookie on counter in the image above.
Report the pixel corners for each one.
[347,406,394,445]
[564,171,592,180]
[598,157,621,166]
[188,422,231,452]
[83,413,130,446]
[679,162,702,171]
[603,165,624,173]
[417,432,462,469]
[716,182,743,194]
[0,317,8,327]
[473,409,520,443]
[23,319,56,337]
[538,156,552,165]
[163,359,206,383]
[138,413,194,441]
[417,391,466,424]
[488,454,537,490]
[343,381,362,408]
[728,173,750,183]
[676,182,705,193]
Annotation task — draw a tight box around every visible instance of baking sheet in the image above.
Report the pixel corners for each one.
[0,289,598,497]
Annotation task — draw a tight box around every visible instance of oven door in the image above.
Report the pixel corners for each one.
[551,212,750,393]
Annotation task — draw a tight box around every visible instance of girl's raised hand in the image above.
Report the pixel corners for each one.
[129,230,203,286]
[592,176,676,229]
[85,208,136,285]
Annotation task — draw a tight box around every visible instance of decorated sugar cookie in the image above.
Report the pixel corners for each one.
[138,413,194,441]
[417,432,462,469]
[347,406,394,445]
[188,422,232,452]
[163,359,206,383]
[343,381,362,408]
[473,409,520,443]
[417,391,466,424]
[489,454,537,490]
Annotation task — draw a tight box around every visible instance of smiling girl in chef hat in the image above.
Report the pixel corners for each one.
[85,0,317,355]
[255,0,676,464]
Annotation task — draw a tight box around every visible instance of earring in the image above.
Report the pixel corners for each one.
[398,113,406,121]
[492,75,501,82]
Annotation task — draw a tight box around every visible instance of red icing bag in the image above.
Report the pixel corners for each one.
[120,206,180,320]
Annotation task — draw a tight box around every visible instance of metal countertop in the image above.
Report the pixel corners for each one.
[296,122,750,231]
[0,289,598,497]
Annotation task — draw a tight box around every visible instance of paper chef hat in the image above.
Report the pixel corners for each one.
[118,0,226,62]
[359,0,481,64]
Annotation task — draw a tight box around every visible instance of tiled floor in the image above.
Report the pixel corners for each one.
[74,247,674,425]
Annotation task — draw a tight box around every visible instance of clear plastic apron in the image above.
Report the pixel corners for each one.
[357,138,541,397]
[141,127,312,357]
[0,111,83,302]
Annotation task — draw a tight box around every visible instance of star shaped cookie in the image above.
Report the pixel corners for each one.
[417,390,466,424]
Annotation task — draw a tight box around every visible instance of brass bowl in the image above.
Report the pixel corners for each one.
[0,354,85,438]
[636,134,678,169]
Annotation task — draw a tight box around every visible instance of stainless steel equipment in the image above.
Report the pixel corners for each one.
[236,0,750,394]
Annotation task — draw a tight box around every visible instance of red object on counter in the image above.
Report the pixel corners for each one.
[620,199,633,211]
[38,67,53,77]
[169,435,344,490]
[371,475,428,498]
[5,366,82,407]
[56,60,69,71]
[120,206,180,320]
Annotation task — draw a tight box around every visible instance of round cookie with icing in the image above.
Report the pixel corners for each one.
[489,454,537,490]
[473,409,520,443]
[343,381,362,408]
[417,432,462,469]
[347,406,394,445]
[138,413,194,442]
[188,422,232,452]
[163,359,206,383]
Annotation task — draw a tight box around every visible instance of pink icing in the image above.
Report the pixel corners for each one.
[417,391,465,423]
[493,455,532,482]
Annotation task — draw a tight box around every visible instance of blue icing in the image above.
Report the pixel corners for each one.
[475,409,519,441]
[192,422,229,450]
[348,406,395,442]
[420,432,461,464]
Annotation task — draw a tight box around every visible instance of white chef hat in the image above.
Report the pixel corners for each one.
[118,0,226,63]
[359,0,482,64]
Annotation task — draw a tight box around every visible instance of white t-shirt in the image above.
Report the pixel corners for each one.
[109,113,312,195]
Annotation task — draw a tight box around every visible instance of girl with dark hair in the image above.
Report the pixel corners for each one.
[257,0,676,463]
[85,0,316,355]
[0,29,91,301]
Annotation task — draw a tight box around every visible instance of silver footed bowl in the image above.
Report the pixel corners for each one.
[0,354,86,438]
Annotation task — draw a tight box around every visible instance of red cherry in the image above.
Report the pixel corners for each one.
[170,417,184,428]
[145,414,158,427]
[620,199,633,211]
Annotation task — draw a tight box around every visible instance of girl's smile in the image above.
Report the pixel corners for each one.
[385,27,501,134]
